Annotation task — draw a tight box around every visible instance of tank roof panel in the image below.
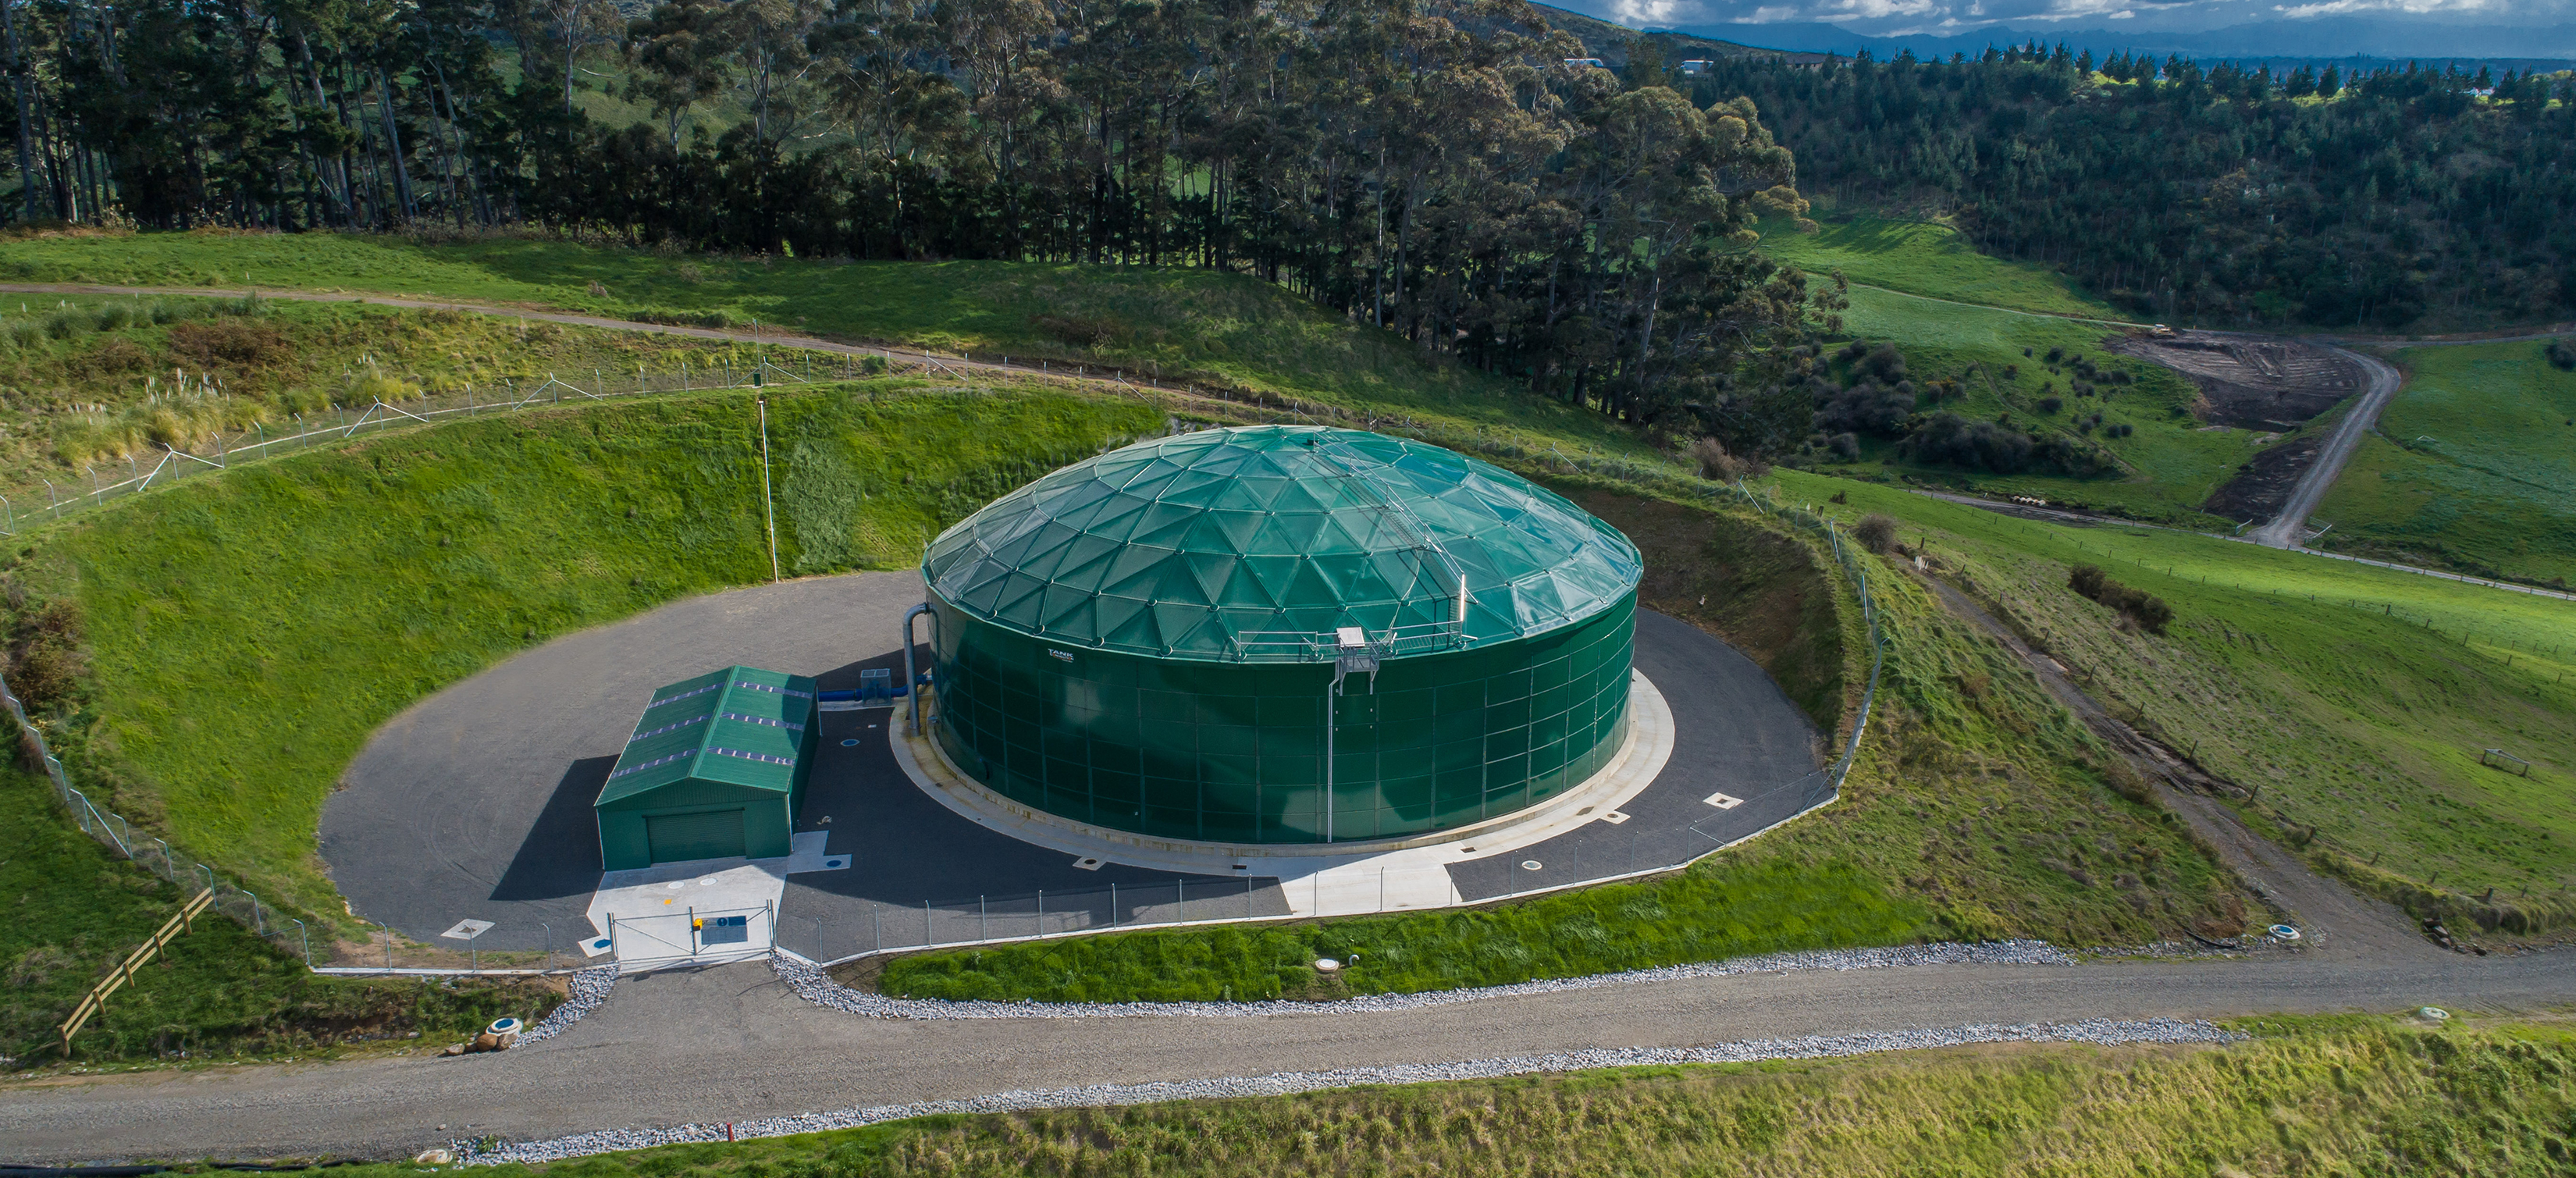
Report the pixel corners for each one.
[923,426,1642,660]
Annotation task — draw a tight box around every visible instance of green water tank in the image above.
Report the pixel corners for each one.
[920,425,1642,844]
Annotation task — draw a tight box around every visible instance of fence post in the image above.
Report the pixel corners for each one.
[294,918,310,968]
[925,899,933,948]
[979,895,987,943]
[1110,882,1117,927]
[1037,889,1044,938]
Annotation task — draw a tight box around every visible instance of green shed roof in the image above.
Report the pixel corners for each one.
[922,425,1642,662]
[596,665,815,806]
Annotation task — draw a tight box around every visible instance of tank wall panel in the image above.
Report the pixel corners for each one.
[930,593,1635,844]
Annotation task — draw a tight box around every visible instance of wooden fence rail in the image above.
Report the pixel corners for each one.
[59,888,214,1055]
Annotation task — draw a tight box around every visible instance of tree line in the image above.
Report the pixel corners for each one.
[1677,41,2576,329]
[0,0,1838,432]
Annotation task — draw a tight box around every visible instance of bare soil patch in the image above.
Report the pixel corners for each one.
[2105,334,2364,430]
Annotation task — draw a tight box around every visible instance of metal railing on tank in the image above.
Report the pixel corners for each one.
[1226,619,1464,663]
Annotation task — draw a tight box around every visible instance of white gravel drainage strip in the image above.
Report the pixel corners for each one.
[511,965,620,1045]
[770,938,2080,1020]
[461,1016,2243,1165]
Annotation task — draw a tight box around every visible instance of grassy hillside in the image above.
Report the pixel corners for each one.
[0,766,555,1066]
[1760,215,2124,320]
[1755,219,2261,524]
[6,379,1162,921]
[1781,470,2576,934]
[2314,341,2576,588]
[0,231,1639,458]
[0,294,735,479]
[390,1016,2574,1176]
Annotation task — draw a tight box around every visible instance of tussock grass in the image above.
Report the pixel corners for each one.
[364,1016,2576,1176]
[0,296,740,477]
[2316,340,2576,588]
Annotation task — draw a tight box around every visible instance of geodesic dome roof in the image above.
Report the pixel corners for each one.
[921,425,1642,661]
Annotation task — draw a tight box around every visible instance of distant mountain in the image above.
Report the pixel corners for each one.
[1620,15,2576,69]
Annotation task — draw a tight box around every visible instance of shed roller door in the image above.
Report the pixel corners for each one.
[646,809,747,863]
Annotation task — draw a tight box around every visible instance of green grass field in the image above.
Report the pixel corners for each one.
[1759,215,2126,320]
[8,379,1162,922]
[875,859,1932,1002]
[1750,221,2259,524]
[2314,341,2576,588]
[0,231,1641,459]
[1778,469,2576,933]
[326,1016,2576,1176]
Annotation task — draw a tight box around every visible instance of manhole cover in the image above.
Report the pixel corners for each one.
[1520,859,1542,870]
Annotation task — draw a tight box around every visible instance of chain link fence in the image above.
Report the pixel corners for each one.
[2,671,322,965]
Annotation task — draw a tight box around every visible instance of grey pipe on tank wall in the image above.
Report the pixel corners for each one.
[902,602,930,735]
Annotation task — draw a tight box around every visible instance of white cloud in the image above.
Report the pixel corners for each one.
[1609,0,1691,24]
[2271,0,2499,14]
[1815,0,1942,18]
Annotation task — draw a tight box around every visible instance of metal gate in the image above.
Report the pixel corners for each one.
[607,902,775,968]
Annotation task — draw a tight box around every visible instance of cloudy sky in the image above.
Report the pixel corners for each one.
[1571,0,2576,41]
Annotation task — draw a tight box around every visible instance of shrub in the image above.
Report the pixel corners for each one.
[1853,513,1898,554]
[1856,342,1907,383]
[1814,385,1914,436]
[169,318,290,371]
[2547,340,2575,372]
[1827,432,1859,460]
[1692,436,1743,481]
[2067,563,2172,634]
[1898,411,2033,472]
[2038,396,2063,413]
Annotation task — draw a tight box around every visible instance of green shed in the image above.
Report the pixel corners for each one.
[595,665,818,870]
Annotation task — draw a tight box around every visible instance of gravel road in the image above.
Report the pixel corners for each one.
[4,945,2565,1163]
[2249,345,2403,549]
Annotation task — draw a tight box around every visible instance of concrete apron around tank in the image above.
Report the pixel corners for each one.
[888,671,1676,917]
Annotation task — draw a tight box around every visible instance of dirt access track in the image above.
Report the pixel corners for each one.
[2105,333,2369,525]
